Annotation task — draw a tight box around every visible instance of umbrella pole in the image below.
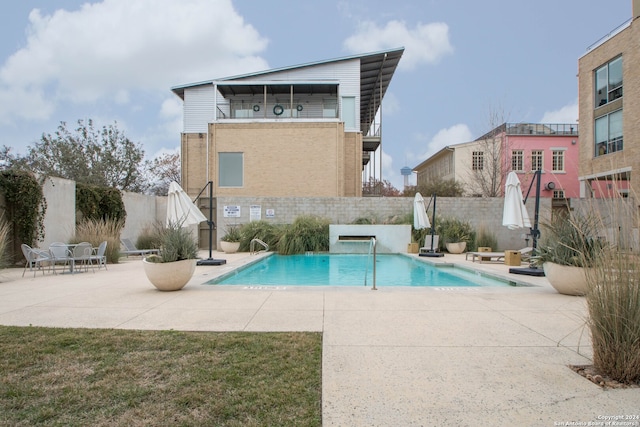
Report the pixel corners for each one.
[510,170,544,276]
[421,193,444,257]
[196,181,226,266]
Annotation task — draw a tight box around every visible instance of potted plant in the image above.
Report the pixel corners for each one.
[532,214,605,296]
[142,222,199,291]
[219,225,242,253]
[438,217,474,254]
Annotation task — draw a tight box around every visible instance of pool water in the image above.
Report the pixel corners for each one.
[207,254,511,287]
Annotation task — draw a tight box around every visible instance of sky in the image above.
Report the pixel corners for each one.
[0,0,633,190]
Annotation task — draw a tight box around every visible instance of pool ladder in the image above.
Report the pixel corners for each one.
[364,237,377,290]
[250,238,269,255]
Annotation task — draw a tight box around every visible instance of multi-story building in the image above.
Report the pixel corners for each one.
[577,0,639,198]
[413,123,579,199]
[171,48,403,199]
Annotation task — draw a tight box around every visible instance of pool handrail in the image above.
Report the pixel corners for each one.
[250,238,269,255]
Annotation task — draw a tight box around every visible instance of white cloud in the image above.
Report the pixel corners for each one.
[343,20,453,70]
[0,0,270,122]
[417,123,472,161]
[540,100,578,123]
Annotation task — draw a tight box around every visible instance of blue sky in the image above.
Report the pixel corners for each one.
[0,0,632,189]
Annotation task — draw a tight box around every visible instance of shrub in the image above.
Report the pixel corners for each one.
[238,221,282,252]
[136,222,164,250]
[278,215,329,255]
[220,225,242,243]
[73,218,124,264]
[0,215,11,269]
[474,225,497,251]
[586,250,640,383]
[146,222,198,263]
[437,216,475,250]
[533,214,606,267]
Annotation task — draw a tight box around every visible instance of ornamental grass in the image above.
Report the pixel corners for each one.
[73,217,123,264]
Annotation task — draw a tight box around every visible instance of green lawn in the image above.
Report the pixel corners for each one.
[0,326,322,426]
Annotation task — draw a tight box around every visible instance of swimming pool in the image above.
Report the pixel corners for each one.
[207,254,512,287]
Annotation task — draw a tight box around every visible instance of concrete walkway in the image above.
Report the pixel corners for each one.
[1,251,638,426]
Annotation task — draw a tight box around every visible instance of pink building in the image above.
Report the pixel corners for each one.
[414,123,580,200]
[502,123,580,199]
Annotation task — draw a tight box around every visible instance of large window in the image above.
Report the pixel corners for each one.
[595,109,623,157]
[511,150,523,172]
[552,150,565,172]
[472,151,484,171]
[342,96,356,130]
[531,150,543,171]
[219,152,243,187]
[595,57,622,107]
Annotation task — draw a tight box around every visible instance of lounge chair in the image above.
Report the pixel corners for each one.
[465,247,533,263]
[120,238,160,257]
[419,234,440,255]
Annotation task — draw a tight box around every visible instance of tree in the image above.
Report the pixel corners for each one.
[362,178,402,197]
[22,119,146,192]
[403,178,464,198]
[465,107,510,197]
[144,152,181,196]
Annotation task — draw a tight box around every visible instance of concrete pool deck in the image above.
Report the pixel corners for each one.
[0,251,638,425]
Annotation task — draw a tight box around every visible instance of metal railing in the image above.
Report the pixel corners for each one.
[364,237,377,290]
[250,238,269,255]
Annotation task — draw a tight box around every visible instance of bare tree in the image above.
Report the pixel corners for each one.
[144,152,181,196]
[465,107,510,197]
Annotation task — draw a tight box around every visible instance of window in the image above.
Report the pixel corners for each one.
[531,150,543,171]
[552,150,565,172]
[342,96,356,130]
[595,56,622,107]
[511,150,523,172]
[553,190,565,199]
[219,152,243,187]
[595,109,623,157]
[472,151,484,171]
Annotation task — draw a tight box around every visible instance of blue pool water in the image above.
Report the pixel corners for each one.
[207,254,511,287]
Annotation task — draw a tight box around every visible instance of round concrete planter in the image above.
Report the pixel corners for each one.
[542,262,588,296]
[446,242,467,254]
[219,241,240,253]
[142,258,197,291]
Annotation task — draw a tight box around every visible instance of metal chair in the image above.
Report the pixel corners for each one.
[89,241,108,270]
[49,242,74,274]
[73,242,95,273]
[21,244,52,277]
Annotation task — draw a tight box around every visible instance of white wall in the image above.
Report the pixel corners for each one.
[330,225,411,253]
[41,176,76,247]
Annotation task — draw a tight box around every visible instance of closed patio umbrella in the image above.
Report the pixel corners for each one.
[413,192,431,230]
[502,171,531,230]
[166,181,207,227]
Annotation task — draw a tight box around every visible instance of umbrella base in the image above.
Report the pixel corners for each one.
[419,252,444,258]
[197,258,227,266]
[509,266,545,277]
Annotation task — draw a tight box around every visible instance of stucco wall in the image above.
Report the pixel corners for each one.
[42,176,76,247]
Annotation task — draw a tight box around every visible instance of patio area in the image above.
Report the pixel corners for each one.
[0,251,637,425]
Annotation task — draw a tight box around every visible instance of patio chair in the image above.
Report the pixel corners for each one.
[120,238,160,257]
[21,244,52,277]
[89,241,108,270]
[419,234,440,254]
[72,242,95,273]
[49,242,75,274]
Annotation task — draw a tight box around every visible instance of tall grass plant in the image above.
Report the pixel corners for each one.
[73,218,124,264]
[278,215,329,255]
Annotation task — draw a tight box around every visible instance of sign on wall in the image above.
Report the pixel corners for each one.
[250,205,261,221]
[266,208,275,218]
[223,205,241,218]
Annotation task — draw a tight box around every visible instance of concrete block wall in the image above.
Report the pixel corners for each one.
[216,196,548,251]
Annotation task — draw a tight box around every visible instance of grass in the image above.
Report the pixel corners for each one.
[0,327,322,426]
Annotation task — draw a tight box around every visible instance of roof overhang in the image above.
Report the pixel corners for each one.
[171,47,404,132]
